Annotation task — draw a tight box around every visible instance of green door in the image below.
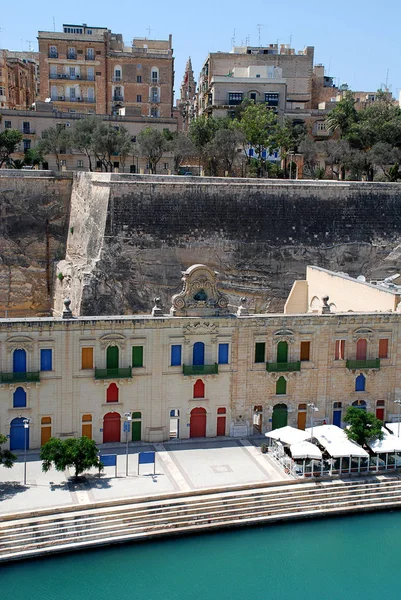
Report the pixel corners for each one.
[277,341,288,363]
[272,404,288,429]
[132,412,141,441]
[107,346,119,369]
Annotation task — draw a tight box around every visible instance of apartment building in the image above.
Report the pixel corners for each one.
[1,264,401,450]
[37,24,174,118]
[0,50,37,110]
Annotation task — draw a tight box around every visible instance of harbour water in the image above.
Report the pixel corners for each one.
[2,511,400,600]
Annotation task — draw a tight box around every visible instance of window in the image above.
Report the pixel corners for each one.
[81,347,93,369]
[69,67,76,77]
[132,346,143,368]
[379,339,389,359]
[316,122,327,132]
[87,87,95,101]
[4,120,11,129]
[86,47,94,60]
[106,382,119,403]
[265,93,279,107]
[171,344,182,366]
[163,163,169,170]
[13,387,27,408]
[335,340,345,360]
[151,68,159,83]
[23,139,31,151]
[255,342,265,363]
[82,414,92,439]
[300,341,310,361]
[49,45,58,58]
[355,373,366,392]
[250,92,257,101]
[276,376,287,395]
[137,75,142,83]
[193,379,205,398]
[114,68,121,81]
[193,342,205,366]
[136,94,142,103]
[0,86,5,97]
[67,47,77,60]
[70,88,76,99]
[23,122,31,134]
[40,349,52,371]
[77,159,84,168]
[218,343,229,365]
[87,67,94,80]
[60,160,67,167]
[228,92,243,105]
[150,107,159,117]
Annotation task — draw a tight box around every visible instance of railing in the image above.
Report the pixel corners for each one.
[48,53,58,59]
[22,129,34,135]
[266,361,301,372]
[67,54,77,60]
[86,54,95,61]
[183,364,219,376]
[112,77,122,82]
[66,97,96,103]
[0,372,40,384]
[346,358,380,370]
[149,96,160,103]
[49,74,95,81]
[113,95,124,101]
[94,367,132,380]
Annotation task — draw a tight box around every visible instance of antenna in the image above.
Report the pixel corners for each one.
[146,26,153,39]
[26,40,34,52]
[231,28,236,48]
[245,34,250,46]
[257,24,264,46]
[53,16,56,32]
[385,68,389,90]
[328,56,331,76]
[289,34,292,46]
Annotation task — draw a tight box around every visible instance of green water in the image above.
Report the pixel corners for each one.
[2,511,400,600]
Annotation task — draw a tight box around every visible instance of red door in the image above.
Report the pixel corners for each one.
[376,408,384,421]
[190,407,206,438]
[356,338,367,360]
[103,412,121,443]
[217,408,226,436]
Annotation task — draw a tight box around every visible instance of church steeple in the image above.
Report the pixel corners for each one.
[180,56,195,102]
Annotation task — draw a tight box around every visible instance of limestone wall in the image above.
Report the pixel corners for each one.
[0,170,72,317]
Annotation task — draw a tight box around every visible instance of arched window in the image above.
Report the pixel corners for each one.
[13,349,27,373]
[151,66,159,83]
[13,387,26,408]
[106,382,119,402]
[114,65,122,81]
[352,399,367,410]
[355,373,366,392]
[193,379,205,398]
[193,342,205,366]
[276,376,287,395]
[356,338,367,361]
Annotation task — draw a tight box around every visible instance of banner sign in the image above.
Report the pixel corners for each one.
[139,451,155,465]
[100,454,117,467]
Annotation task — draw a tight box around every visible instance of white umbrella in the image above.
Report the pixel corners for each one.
[265,426,309,445]
[290,441,322,460]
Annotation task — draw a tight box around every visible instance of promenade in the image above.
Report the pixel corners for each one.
[0,437,287,516]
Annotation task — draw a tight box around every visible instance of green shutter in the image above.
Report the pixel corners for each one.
[277,341,288,363]
[255,342,265,363]
[132,346,143,368]
[276,376,287,395]
[106,346,119,369]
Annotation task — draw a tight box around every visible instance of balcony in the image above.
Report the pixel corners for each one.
[48,53,58,59]
[266,361,301,373]
[0,372,40,384]
[112,77,122,82]
[94,367,132,380]
[346,359,380,370]
[22,129,35,135]
[113,95,124,102]
[149,96,160,103]
[183,364,219,376]
[49,74,95,81]
[64,97,96,103]
[86,54,96,61]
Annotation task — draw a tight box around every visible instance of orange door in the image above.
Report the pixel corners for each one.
[298,411,307,430]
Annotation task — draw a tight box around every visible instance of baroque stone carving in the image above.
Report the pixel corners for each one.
[6,337,34,353]
[352,327,374,342]
[170,264,229,317]
[99,333,127,351]
[183,321,218,335]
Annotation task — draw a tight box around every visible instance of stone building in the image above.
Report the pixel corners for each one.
[0,50,37,110]
[37,24,174,118]
[1,263,401,451]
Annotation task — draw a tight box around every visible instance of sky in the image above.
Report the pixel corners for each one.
[1,0,400,101]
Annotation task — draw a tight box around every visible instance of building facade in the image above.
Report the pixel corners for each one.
[0,50,37,110]
[37,24,174,119]
[1,264,401,450]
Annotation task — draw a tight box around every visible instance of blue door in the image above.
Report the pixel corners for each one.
[13,349,26,373]
[333,410,342,427]
[10,417,29,451]
[193,342,205,366]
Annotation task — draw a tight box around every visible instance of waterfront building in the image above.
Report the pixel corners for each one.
[1,264,401,450]
[0,50,37,110]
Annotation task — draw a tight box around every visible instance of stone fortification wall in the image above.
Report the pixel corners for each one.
[55,173,401,316]
[0,170,72,317]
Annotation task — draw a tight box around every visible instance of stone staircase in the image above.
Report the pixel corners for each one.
[2,475,401,562]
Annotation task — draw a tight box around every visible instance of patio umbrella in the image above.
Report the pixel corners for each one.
[290,441,322,460]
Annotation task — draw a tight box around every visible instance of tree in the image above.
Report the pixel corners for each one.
[205,127,244,176]
[319,139,351,180]
[37,126,71,170]
[275,119,306,177]
[136,127,166,174]
[343,407,384,447]
[72,116,100,172]
[0,434,17,468]
[368,142,401,180]
[325,91,358,137]
[298,138,319,178]
[168,132,195,174]
[0,129,23,167]
[234,103,279,177]
[40,436,103,479]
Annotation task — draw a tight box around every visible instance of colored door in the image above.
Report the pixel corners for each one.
[41,417,52,446]
[10,417,29,451]
[356,339,367,360]
[190,407,207,438]
[277,341,288,363]
[272,404,288,430]
[297,410,307,430]
[103,412,121,443]
[106,346,119,369]
[333,409,342,427]
[13,349,26,373]
[132,412,142,441]
[376,408,384,421]
[193,342,205,366]
[217,415,226,436]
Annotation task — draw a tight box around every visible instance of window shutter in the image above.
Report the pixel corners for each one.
[132,346,144,368]
[82,347,93,369]
[171,345,182,366]
[300,341,310,361]
[255,342,265,363]
[218,343,229,364]
[379,339,388,359]
[40,349,52,371]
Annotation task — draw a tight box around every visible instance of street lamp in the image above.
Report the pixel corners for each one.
[23,418,30,486]
[124,412,132,476]
[308,403,319,439]
[394,399,401,438]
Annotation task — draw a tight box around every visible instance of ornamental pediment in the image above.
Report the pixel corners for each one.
[5,336,35,352]
[183,322,218,335]
[99,333,127,350]
[171,264,229,317]
[352,327,374,341]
